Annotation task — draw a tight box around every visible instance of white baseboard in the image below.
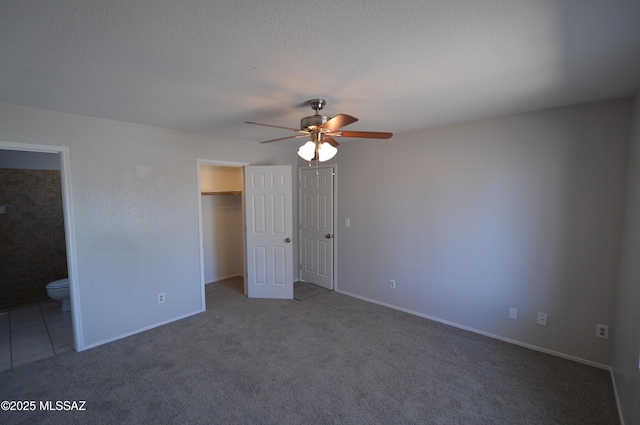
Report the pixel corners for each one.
[335,289,611,370]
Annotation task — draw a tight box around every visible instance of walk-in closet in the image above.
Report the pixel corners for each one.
[200,165,244,284]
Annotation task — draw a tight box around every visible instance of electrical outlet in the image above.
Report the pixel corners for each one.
[389,279,396,289]
[158,292,165,304]
[596,324,609,339]
[537,312,548,326]
[509,308,518,320]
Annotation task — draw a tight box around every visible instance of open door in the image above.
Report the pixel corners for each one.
[244,165,293,299]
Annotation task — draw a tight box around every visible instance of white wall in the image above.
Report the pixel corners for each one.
[0,102,297,349]
[334,98,632,366]
[612,92,640,424]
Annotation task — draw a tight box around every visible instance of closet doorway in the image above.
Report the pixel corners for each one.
[197,160,247,309]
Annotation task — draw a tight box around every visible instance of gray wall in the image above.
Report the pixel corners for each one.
[0,102,298,349]
[612,92,640,425]
[333,98,631,367]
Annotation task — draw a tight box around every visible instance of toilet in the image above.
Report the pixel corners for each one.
[46,278,71,312]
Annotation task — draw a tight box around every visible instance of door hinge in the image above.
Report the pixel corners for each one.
[298,181,302,187]
[299,223,302,229]
[299,264,303,270]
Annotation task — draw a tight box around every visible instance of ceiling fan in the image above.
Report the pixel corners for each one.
[245,99,392,162]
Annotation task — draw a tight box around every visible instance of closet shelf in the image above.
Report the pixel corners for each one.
[201,190,242,196]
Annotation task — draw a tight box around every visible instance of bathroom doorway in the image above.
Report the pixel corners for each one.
[0,142,80,369]
[196,159,248,310]
[0,150,67,310]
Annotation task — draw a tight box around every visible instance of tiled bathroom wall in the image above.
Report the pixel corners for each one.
[0,169,67,310]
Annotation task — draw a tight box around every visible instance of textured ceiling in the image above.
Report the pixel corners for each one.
[1,0,639,143]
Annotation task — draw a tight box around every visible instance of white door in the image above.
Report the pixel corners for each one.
[299,166,334,290]
[244,165,293,299]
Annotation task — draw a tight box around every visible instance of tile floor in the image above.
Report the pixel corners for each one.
[0,301,74,371]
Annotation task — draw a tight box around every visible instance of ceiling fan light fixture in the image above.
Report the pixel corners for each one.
[297,140,316,161]
[247,99,392,162]
[317,142,337,162]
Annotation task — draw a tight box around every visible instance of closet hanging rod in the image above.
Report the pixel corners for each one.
[201,191,241,196]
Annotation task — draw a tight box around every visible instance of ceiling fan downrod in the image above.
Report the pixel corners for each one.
[308,98,326,114]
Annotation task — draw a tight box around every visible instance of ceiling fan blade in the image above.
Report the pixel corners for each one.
[319,114,358,131]
[323,135,340,147]
[245,121,302,132]
[260,134,309,144]
[334,130,393,139]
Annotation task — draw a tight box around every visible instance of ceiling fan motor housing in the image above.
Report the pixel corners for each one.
[301,114,329,130]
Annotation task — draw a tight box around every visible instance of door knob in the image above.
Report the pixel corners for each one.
[285,238,291,243]
[325,234,331,238]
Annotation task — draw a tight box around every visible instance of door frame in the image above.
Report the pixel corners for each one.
[0,141,83,351]
[297,163,338,290]
[196,159,248,310]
